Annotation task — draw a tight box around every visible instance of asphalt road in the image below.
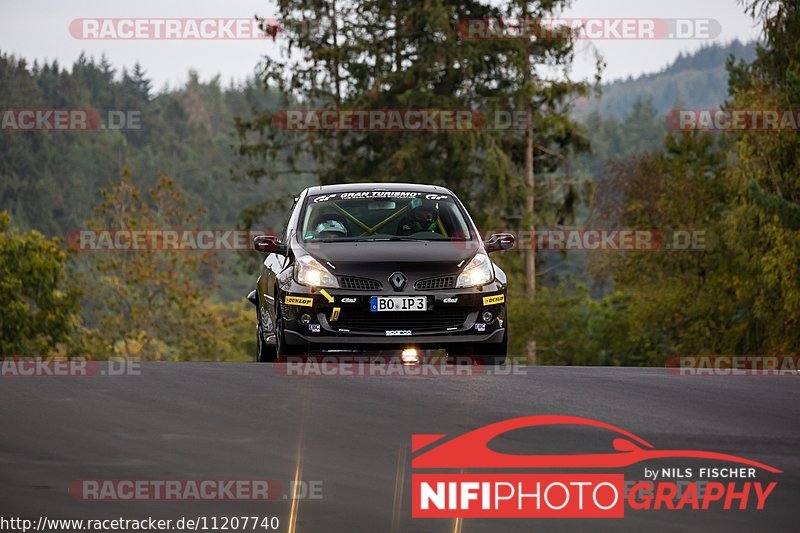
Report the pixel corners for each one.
[0,363,798,532]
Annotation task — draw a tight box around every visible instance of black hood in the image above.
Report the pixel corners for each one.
[294,240,481,280]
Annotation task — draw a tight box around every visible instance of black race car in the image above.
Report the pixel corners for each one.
[248,183,515,364]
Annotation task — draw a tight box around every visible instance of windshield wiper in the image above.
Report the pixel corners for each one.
[306,237,408,243]
[358,236,467,242]
[309,237,362,242]
[310,236,468,243]
[340,236,420,242]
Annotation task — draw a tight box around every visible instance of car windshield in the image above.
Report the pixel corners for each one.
[300,191,473,242]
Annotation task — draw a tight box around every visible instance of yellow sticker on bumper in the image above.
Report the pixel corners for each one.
[285,296,313,307]
[482,294,505,306]
[330,307,341,322]
[319,289,334,303]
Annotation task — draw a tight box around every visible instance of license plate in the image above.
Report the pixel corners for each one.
[370,296,427,312]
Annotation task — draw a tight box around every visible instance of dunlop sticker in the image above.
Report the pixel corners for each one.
[482,294,505,306]
[285,296,313,307]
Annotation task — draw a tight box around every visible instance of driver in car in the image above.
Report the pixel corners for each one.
[398,198,442,235]
[314,219,348,239]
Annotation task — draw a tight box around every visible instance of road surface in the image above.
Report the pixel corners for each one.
[0,363,797,532]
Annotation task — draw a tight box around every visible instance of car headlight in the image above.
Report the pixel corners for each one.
[456,253,494,288]
[294,255,339,288]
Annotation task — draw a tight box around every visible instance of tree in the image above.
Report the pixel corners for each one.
[592,133,730,363]
[80,174,235,360]
[719,0,800,353]
[0,211,81,356]
[580,0,800,361]
[236,1,595,233]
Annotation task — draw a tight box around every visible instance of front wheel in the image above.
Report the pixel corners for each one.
[256,308,277,363]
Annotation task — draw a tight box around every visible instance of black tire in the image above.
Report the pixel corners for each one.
[256,308,277,363]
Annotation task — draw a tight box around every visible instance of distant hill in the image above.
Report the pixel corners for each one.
[575,40,758,119]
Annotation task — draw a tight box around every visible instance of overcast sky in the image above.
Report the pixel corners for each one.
[0,0,763,90]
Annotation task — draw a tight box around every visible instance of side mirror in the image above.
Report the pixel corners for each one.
[254,235,286,255]
[484,232,515,253]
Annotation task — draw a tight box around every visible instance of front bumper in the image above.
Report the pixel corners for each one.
[278,280,507,350]
[284,329,505,349]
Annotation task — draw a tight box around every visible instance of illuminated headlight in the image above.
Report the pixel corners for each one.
[455,253,494,288]
[294,255,339,288]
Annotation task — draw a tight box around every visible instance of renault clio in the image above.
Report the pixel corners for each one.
[248,183,515,364]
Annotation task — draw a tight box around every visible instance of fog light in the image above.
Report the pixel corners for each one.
[482,311,493,323]
[299,313,311,325]
[401,348,419,365]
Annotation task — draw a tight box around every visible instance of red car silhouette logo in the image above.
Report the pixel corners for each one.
[412,415,781,472]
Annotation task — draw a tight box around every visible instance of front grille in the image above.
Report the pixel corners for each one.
[333,310,470,333]
[415,275,456,290]
[338,276,382,291]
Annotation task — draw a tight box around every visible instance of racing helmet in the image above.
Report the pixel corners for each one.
[408,198,439,228]
[314,219,348,239]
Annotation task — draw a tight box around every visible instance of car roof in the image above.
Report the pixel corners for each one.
[303,183,452,195]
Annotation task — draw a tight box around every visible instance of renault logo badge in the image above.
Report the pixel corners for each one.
[389,272,407,291]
